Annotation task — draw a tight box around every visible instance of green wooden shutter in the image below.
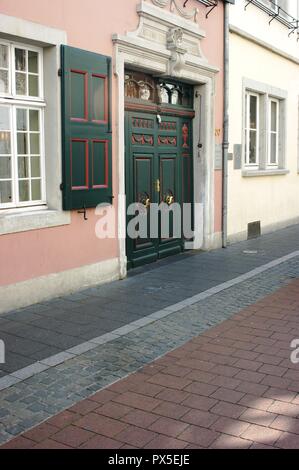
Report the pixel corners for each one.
[61,45,112,210]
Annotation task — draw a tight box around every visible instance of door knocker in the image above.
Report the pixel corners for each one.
[164,190,175,206]
[138,192,151,210]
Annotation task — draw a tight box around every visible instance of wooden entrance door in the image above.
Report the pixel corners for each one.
[125,111,193,268]
[124,71,194,269]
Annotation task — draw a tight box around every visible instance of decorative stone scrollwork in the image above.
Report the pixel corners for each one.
[149,0,198,23]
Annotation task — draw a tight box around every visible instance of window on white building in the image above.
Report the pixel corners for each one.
[0,41,45,210]
[268,98,279,166]
[245,92,259,166]
[243,82,286,173]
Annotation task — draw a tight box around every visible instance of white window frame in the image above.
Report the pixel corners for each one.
[0,39,46,210]
[245,91,260,168]
[0,40,12,98]
[267,97,279,168]
[0,13,70,236]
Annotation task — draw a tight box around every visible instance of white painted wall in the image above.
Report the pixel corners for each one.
[228,0,299,242]
[230,0,299,59]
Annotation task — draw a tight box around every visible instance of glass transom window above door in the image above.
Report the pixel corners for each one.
[124,70,193,108]
[0,40,45,209]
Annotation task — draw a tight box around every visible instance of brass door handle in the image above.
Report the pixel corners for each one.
[154,179,160,193]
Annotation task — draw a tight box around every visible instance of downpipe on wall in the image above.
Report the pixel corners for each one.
[222,0,231,248]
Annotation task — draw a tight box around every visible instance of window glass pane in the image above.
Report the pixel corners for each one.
[31,179,41,200]
[30,133,40,154]
[0,106,10,130]
[249,130,257,164]
[250,95,257,129]
[0,131,11,154]
[0,44,8,69]
[15,48,26,71]
[271,101,277,132]
[31,157,41,177]
[28,51,38,74]
[29,110,39,131]
[245,131,248,163]
[17,133,28,155]
[29,74,38,97]
[19,180,30,202]
[17,109,28,131]
[160,87,169,104]
[0,70,9,94]
[270,134,277,164]
[0,180,12,204]
[172,90,179,105]
[18,157,29,178]
[0,157,11,178]
[16,72,27,95]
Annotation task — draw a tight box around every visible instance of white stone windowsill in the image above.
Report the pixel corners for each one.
[0,208,71,236]
[242,169,289,178]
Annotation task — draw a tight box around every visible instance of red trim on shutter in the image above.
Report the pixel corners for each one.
[91,139,109,189]
[70,138,89,190]
[70,70,88,122]
[91,73,108,125]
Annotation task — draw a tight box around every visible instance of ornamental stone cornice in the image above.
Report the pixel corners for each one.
[112,0,219,79]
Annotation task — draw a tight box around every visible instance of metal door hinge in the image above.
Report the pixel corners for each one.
[58,68,62,77]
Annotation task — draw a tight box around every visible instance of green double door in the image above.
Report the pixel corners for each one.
[125,111,193,269]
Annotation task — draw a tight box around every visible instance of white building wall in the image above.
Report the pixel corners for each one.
[227,0,299,242]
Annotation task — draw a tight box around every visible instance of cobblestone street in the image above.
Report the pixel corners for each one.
[2,275,299,449]
[0,225,299,448]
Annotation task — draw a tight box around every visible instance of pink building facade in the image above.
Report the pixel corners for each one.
[0,0,224,313]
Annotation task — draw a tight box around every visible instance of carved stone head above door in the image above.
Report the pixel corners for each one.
[166,27,187,76]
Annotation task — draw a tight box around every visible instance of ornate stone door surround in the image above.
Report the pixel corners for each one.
[113,0,220,278]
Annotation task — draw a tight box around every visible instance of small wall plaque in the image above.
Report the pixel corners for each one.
[234,144,242,170]
[215,144,222,170]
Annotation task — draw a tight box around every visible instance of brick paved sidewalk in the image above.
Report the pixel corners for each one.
[2,278,299,449]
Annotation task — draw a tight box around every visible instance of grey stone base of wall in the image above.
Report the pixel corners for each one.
[228,218,299,245]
